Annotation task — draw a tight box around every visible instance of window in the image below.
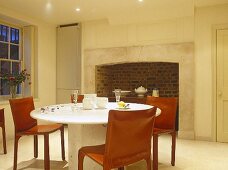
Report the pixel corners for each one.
[0,23,22,96]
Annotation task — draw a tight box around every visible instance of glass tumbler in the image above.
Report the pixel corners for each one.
[114,89,121,102]
[71,90,79,104]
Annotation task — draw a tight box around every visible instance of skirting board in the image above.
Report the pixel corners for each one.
[195,136,213,142]
[178,130,195,140]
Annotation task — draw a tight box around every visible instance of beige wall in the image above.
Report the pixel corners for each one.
[0,7,57,139]
[83,17,194,49]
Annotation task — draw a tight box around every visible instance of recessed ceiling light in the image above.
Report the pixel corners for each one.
[46,2,52,10]
[138,0,143,2]
[75,8,80,12]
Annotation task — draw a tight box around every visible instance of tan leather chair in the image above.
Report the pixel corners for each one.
[146,96,178,170]
[9,97,65,170]
[78,107,157,170]
[0,108,7,154]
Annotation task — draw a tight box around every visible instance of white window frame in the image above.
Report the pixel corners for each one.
[0,21,24,98]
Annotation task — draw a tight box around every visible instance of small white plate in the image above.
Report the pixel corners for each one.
[116,107,130,110]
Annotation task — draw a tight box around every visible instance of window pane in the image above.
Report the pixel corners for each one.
[10,44,19,60]
[0,60,11,95]
[12,62,20,74]
[0,42,8,59]
[10,28,19,44]
[17,84,21,94]
[1,61,10,73]
[0,79,10,95]
[0,25,9,42]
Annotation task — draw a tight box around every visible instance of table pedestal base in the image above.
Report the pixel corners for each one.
[68,124,107,170]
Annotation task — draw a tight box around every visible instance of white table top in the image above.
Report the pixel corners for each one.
[31,102,160,124]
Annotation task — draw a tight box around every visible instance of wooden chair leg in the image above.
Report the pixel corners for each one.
[34,135,38,158]
[146,157,151,170]
[2,125,7,154]
[13,135,21,170]
[78,150,85,170]
[60,126,65,160]
[153,134,158,170]
[44,134,50,170]
[171,131,176,166]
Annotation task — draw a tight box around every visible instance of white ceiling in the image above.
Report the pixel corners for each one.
[0,0,228,25]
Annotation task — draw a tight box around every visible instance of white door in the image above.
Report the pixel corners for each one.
[217,29,228,142]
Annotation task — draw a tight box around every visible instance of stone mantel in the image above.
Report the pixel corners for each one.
[84,42,194,139]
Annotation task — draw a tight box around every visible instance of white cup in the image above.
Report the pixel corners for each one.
[84,94,97,103]
[152,89,159,97]
[96,97,108,109]
[82,98,94,110]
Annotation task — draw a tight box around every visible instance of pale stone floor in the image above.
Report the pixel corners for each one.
[1,128,228,170]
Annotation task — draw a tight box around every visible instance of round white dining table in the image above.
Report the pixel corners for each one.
[31,102,160,170]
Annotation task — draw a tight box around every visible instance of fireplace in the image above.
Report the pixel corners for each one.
[84,42,194,139]
[96,62,179,98]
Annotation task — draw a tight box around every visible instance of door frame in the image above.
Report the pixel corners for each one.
[212,24,228,141]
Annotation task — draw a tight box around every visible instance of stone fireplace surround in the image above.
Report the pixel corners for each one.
[84,42,194,139]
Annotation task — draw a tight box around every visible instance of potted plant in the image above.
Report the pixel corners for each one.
[0,69,31,98]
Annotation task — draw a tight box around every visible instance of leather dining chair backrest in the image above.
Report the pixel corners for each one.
[9,97,37,133]
[146,96,178,130]
[70,94,84,103]
[104,107,157,167]
[77,95,84,103]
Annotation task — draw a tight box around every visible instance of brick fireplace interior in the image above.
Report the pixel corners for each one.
[96,62,179,130]
[96,62,179,98]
